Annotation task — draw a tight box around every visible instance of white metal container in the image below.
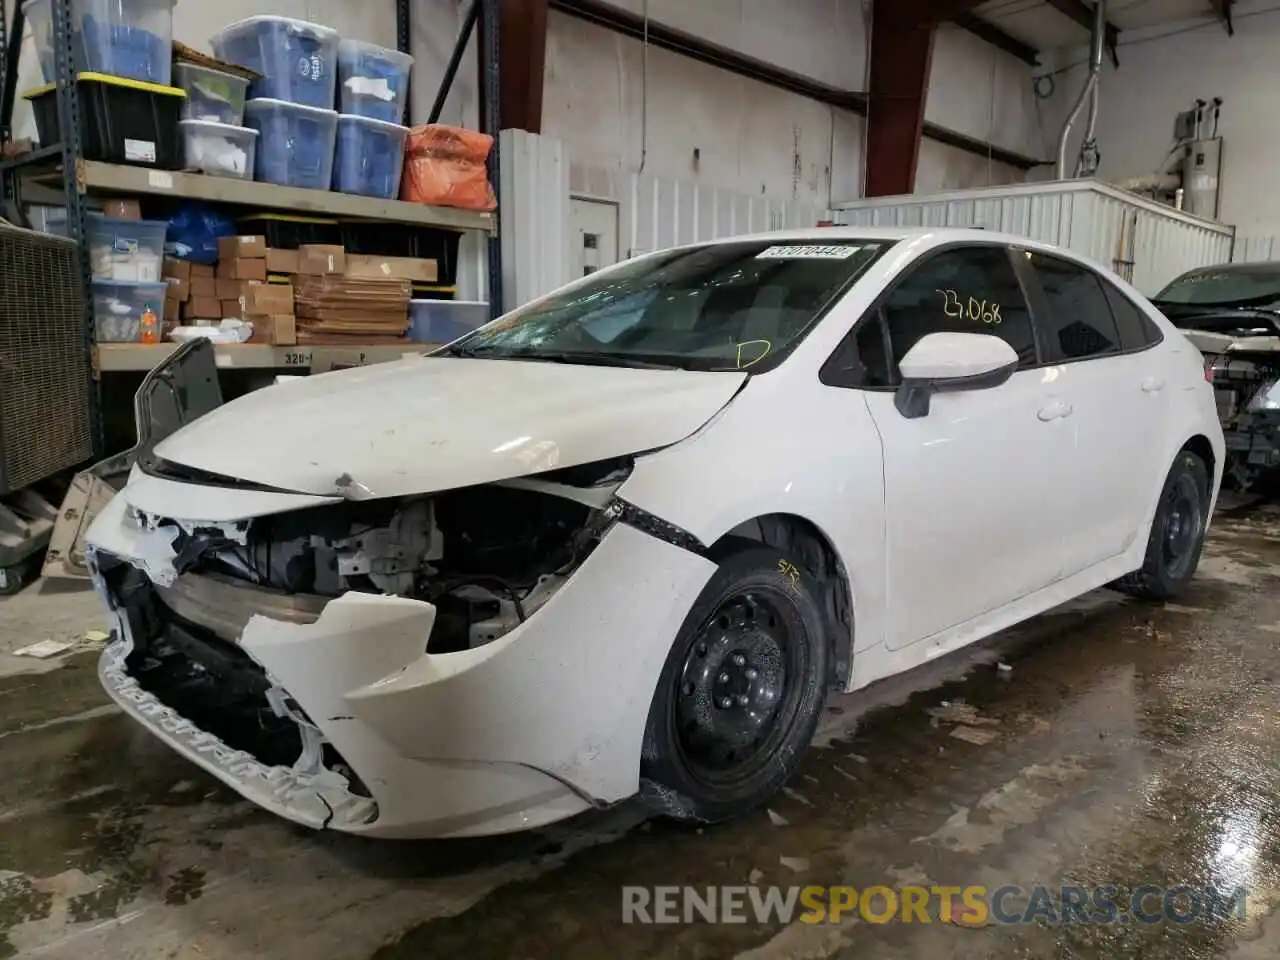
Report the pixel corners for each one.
[832,179,1236,296]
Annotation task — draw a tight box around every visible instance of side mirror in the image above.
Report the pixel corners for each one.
[895,331,1019,419]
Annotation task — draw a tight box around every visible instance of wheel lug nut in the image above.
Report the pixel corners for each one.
[744,668,758,680]
[732,654,747,666]
[736,694,749,706]
[718,672,730,683]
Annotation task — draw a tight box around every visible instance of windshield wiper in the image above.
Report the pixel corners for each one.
[444,347,679,370]
[511,350,680,370]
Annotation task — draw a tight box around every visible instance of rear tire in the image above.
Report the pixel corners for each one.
[639,545,829,824]
[1113,450,1210,601]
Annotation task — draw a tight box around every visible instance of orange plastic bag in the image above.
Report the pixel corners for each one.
[400,124,497,212]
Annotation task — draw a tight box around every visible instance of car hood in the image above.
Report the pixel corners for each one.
[152,356,748,498]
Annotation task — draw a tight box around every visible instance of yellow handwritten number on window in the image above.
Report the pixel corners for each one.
[937,289,1001,325]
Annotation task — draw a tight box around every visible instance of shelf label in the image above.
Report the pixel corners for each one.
[125,139,157,163]
[282,351,312,366]
[147,170,174,190]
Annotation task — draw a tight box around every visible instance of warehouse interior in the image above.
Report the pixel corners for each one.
[1,0,1280,957]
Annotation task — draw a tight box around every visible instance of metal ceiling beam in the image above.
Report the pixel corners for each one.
[1208,0,1234,35]
[1042,0,1121,65]
[953,12,1040,65]
[499,0,550,132]
[864,12,936,197]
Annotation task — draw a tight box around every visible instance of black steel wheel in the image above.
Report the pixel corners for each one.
[641,545,829,823]
[1114,449,1211,601]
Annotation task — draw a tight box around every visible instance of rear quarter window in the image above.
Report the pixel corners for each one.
[1101,280,1165,351]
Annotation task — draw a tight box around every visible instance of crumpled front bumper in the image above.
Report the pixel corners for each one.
[87,485,716,839]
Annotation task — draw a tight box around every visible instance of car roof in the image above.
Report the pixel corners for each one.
[689,226,1083,258]
[1175,260,1280,277]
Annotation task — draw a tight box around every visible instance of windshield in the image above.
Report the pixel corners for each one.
[1155,267,1280,307]
[447,239,891,371]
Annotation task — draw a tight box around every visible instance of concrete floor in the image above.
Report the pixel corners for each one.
[3,506,1280,959]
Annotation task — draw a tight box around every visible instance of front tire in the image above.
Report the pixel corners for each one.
[1113,450,1210,600]
[640,545,829,824]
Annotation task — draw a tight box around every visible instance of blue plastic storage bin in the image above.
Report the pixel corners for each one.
[332,115,407,199]
[408,300,489,344]
[244,98,337,190]
[87,213,167,280]
[212,16,339,110]
[337,39,413,123]
[25,0,175,86]
[174,62,249,125]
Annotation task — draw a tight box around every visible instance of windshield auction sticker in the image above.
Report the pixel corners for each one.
[756,244,862,259]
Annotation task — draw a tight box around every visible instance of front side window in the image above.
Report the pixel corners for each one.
[446,240,891,371]
[853,245,1036,387]
[1027,253,1120,362]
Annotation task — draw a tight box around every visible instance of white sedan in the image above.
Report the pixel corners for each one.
[85,227,1224,838]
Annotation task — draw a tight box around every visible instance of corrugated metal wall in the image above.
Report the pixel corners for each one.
[1232,236,1280,263]
[622,173,834,259]
[499,130,572,308]
[833,180,1234,296]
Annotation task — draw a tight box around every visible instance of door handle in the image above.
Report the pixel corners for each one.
[1141,377,1166,393]
[1037,400,1074,421]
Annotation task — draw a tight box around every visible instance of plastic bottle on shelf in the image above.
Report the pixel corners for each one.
[140,304,159,344]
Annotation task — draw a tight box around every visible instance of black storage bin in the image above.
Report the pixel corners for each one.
[236,213,343,250]
[340,222,463,286]
[24,72,185,169]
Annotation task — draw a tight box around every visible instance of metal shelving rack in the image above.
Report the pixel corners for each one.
[0,0,504,455]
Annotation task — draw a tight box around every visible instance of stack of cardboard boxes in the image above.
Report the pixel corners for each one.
[162,235,297,344]
[159,237,436,347]
[281,245,435,344]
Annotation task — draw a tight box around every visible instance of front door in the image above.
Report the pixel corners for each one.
[854,245,1075,650]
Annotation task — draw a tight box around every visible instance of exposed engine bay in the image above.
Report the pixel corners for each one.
[143,458,630,653]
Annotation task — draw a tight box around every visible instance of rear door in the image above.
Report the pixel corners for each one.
[1018,251,1168,574]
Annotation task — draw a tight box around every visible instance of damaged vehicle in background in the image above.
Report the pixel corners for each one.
[86,228,1223,839]
[1154,261,1280,491]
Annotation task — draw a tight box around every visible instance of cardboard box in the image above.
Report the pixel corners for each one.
[297,244,346,275]
[345,254,439,284]
[186,296,223,319]
[163,295,180,323]
[190,276,217,299]
[218,257,267,281]
[265,248,300,274]
[103,198,142,220]
[221,298,245,319]
[165,276,189,302]
[215,277,247,300]
[162,257,191,282]
[258,314,297,345]
[241,281,294,316]
[190,262,215,279]
[217,234,267,260]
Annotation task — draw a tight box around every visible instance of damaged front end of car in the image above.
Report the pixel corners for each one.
[90,453,635,832]
[83,340,730,836]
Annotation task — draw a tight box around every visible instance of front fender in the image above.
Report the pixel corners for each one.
[617,375,887,657]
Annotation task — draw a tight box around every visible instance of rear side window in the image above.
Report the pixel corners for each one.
[852,245,1037,386]
[1028,253,1121,362]
[1101,280,1164,351]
